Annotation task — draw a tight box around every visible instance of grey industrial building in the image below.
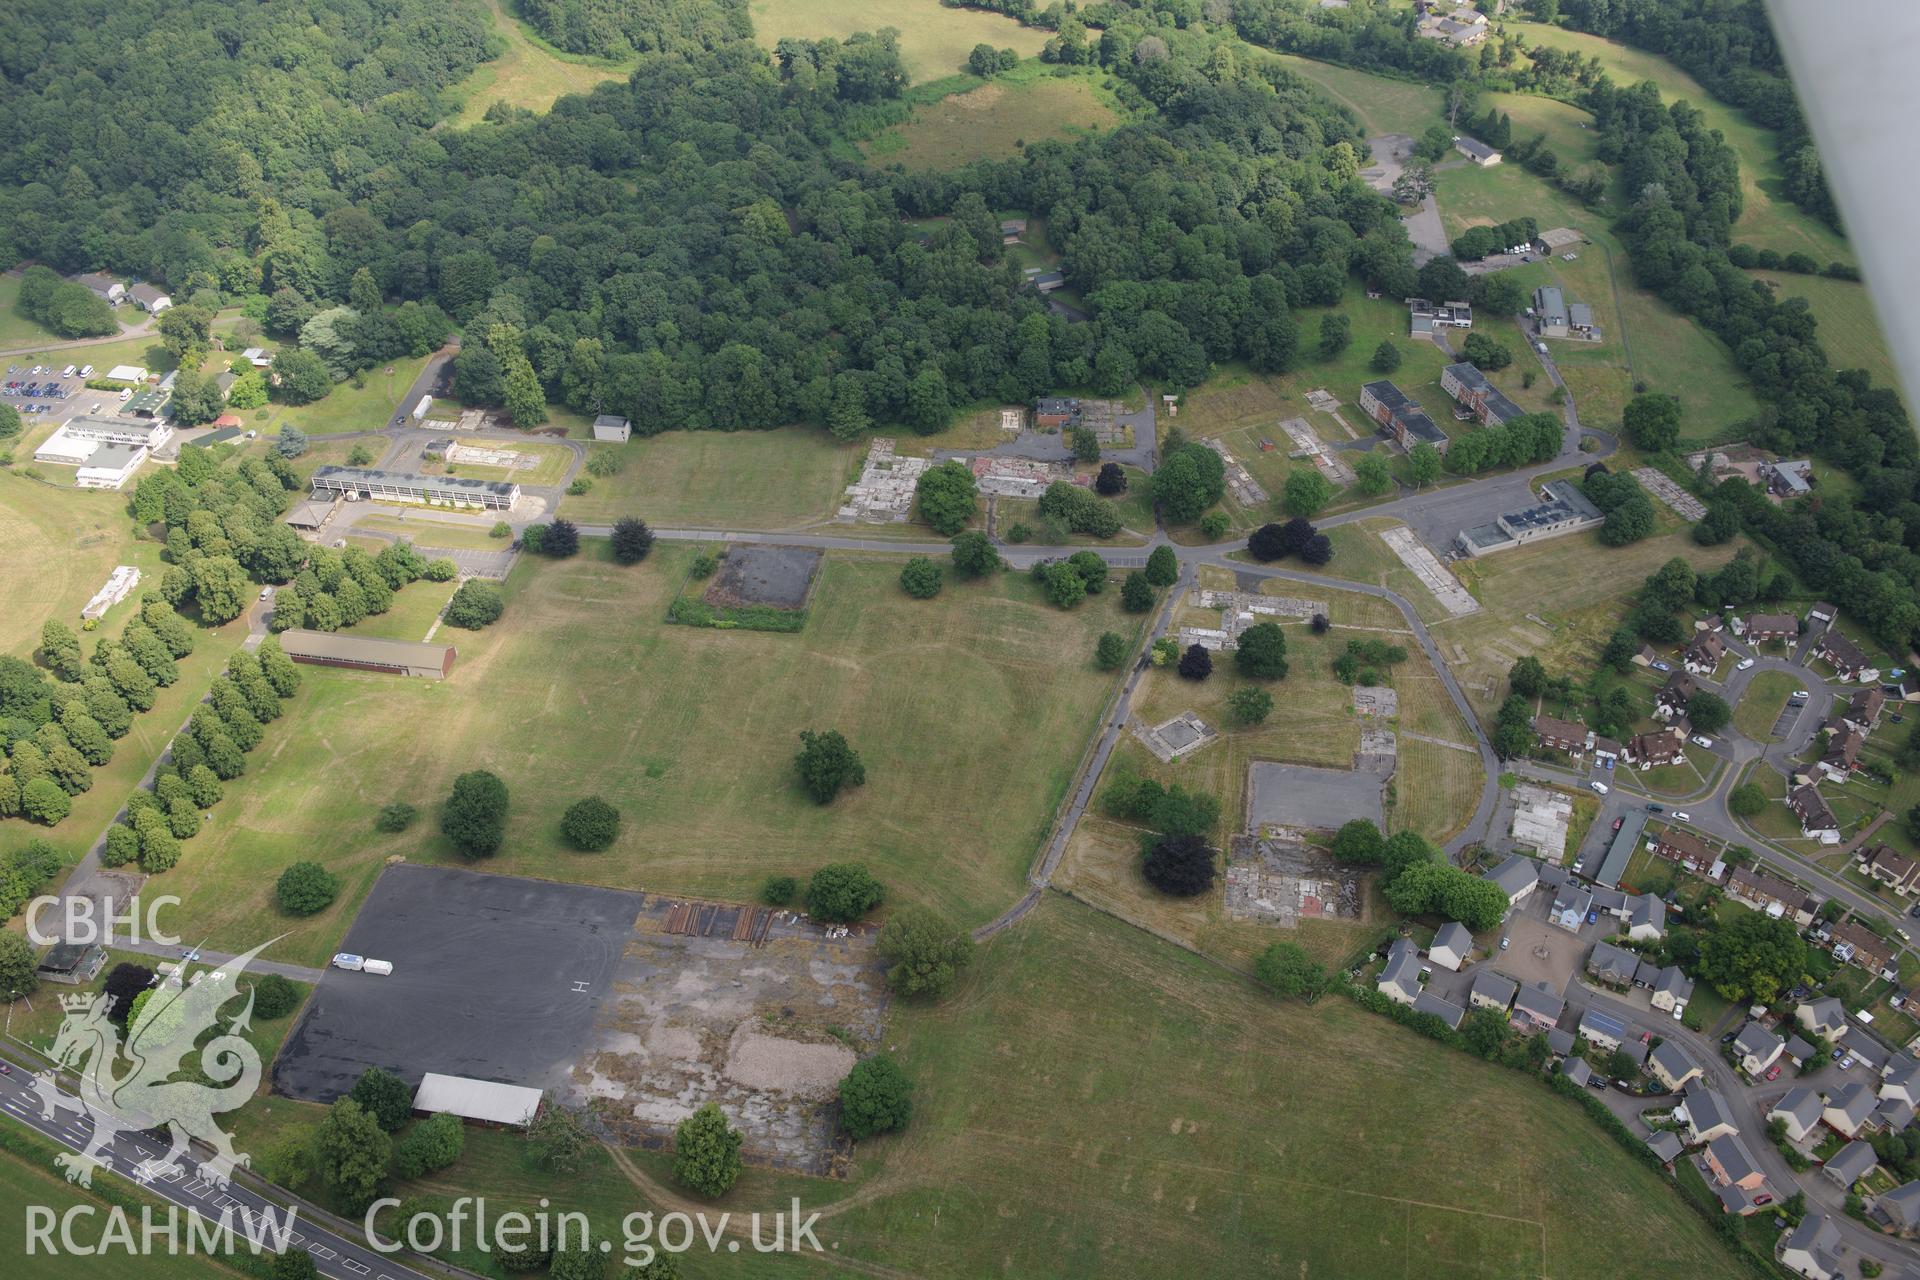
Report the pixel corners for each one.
[1456,480,1604,557]
[278,630,457,680]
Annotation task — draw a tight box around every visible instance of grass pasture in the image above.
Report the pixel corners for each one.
[560,428,858,528]
[450,0,634,126]
[146,545,1134,963]
[1755,271,1909,411]
[1438,528,1746,728]
[762,897,1747,1280]
[1256,51,1444,136]
[863,70,1121,170]
[1733,670,1798,743]
[750,0,1049,84]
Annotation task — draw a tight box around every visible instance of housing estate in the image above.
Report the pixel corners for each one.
[1743,612,1798,643]
[1814,630,1878,683]
[1862,844,1920,896]
[1788,785,1841,841]
[1726,866,1815,925]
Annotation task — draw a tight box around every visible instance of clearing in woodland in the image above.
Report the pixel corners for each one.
[149,545,1136,963]
[450,0,634,126]
[862,72,1121,170]
[750,0,1048,84]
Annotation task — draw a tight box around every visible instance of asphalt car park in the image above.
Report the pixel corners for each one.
[273,864,643,1105]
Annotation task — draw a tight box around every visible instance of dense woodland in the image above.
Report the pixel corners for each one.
[517,0,751,61]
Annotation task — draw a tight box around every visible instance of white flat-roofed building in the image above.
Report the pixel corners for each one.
[75,442,149,489]
[311,465,518,510]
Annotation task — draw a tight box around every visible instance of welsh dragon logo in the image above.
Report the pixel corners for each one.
[33,939,276,1189]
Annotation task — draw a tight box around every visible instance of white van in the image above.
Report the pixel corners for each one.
[1589,781,1609,795]
[362,959,393,976]
[79,365,94,377]
[331,953,365,972]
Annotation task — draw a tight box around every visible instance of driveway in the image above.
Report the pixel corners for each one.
[1402,192,1449,267]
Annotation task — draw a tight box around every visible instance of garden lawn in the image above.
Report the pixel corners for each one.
[274,352,433,435]
[687,896,1751,1279]
[862,70,1121,170]
[558,428,858,528]
[750,0,1048,84]
[350,514,509,553]
[1733,670,1798,742]
[146,545,1135,963]
[449,0,634,126]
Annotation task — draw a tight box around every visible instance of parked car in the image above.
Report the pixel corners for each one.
[1765,1064,1782,1081]
[1673,1006,1684,1020]
[1839,1055,1855,1070]
[1691,736,1714,748]
[1585,909,1599,925]
[1499,936,1510,951]
[1673,811,1691,823]
[1646,803,1664,813]
[1737,658,1755,671]
[1795,690,1810,699]
[1590,781,1609,795]
[1721,1031,1738,1044]
[1611,817,1623,832]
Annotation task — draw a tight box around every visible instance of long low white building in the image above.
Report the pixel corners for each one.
[75,442,150,490]
[412,1072,542,1127]
[311,465,519,510]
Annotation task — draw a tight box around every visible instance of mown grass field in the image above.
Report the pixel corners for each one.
[559,428,858,528]
[148,545,1135,962]
[450,0,634,126]
[676,897,1749,1279]
[1432,160,1761,442]
[275,353,433,435]
[863,70,1121,170]
[1513,19,1852,266]
[1257,50,1444,136]
[751,0,1049,84]
[1437,527,1746,727]
[1754,271,1909,411]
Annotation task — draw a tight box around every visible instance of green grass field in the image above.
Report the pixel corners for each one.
[0,1143,258,1279]
[147,545,1134,962]
[1512,19,1852,266]
[0,274,68,349]
[274,353,432,435]
[1439,528,1746,728]
[1432,161,1762,442]
[681,896,1749,1279]
[450,0,634,126]
[862,70,1121,169]
[426,439,574,487]
[750,0,1049,84]
[1256,50,1444,136]
[558,428,858,528]
[1732,670,1797,742]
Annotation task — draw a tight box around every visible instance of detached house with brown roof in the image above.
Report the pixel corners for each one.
[1655,671,1697,720]
[1815,630,1878,683]
[1625,731,1685,767]
[1820,729,1865,783]
[1532,714,1590,756]
[1789,785,1841,841]
[1863,844,1920,896]
[1683,631,1727,674]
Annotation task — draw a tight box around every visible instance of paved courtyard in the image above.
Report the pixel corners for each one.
[1247,759,1388,833]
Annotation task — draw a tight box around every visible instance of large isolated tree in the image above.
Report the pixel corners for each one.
[795,729,864,804]
[805,863,883,922]
[876,905,974,999]
[674,1103,743,1197]
[1234,622,1289,679]
[441,770,509,857]
[610,517,654,564]
[350,1066,414,1133]
[840,1055,913,1139]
